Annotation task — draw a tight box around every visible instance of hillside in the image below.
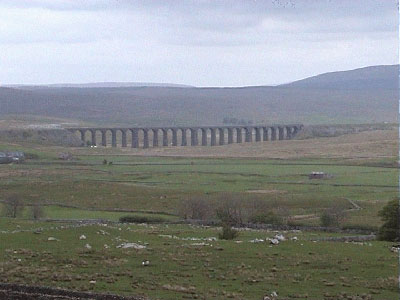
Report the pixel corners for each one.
[0,65,397,127]
[281,65,398,90]
[4,82,193,89]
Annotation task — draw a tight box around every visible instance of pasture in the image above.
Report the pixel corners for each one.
[0,128,398,299]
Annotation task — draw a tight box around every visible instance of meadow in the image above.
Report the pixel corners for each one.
[0,128,398,299]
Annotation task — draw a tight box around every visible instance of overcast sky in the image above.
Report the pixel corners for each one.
[0,0,398,87]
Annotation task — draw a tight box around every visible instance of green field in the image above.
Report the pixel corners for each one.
[0,137,398,299]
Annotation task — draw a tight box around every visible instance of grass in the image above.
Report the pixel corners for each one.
[0,130,398,298]
[0,220,397,299]
[1,153,396,227]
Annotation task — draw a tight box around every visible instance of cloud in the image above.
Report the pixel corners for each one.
[0,0,397,86]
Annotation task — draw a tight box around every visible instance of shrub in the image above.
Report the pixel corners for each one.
[218,225,239,240]
[341,224,378,233]
[179,197,212,220]
[250,212,283,225]
[102,159,108,165]
[25,152,39,160]
[215,194,243,226]
[377,199,399,241]
[320,207,346,228]
[119,215,165,224]
[30,204,45,220]
[320,211,339,227]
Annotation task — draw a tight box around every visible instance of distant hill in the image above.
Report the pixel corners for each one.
[0,65,397,126]
[4,82,193,89]
[280,65,398,90]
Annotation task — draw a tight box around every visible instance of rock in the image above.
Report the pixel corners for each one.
[274,234,286,241]
[291,236,298,241]
[269,238,279,245]
[116,242,146,249]
[250,238,264,243]
[89,280,96,284]
[47,237,58,241]
[79,235,87,240]
[142,260,150,266]
[85,244,92,250]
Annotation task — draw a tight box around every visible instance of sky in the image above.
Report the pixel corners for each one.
[0,0,398,87]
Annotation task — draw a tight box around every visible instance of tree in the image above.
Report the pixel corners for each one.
[179,196,212,220]
[215,194,243,226]
[377,199,399,241]
[2,195,25,218]
[320,206,346,228]
[30,203,45,220]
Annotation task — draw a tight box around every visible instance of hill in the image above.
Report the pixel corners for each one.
[280,65,398,90]
[4,82,193,89]
[0,65,397,127]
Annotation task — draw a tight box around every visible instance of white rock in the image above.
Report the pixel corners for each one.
[291,236,298,241]
[47,237,58,241]
[274,234,286,241]
[85,244,92,250]
[142,260,150,266]
[271,291,278,297]
[269,238,279,245]
[250,238,264,243]
[89,280,96,284]
[104,244,110,249]
[79,235,87,240]
[116,242,146,249]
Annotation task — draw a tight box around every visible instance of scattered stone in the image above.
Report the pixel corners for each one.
[142,260,150,266]
[274,234,285,241]
[250,238,264,243]
[269,238,279,245]
[47,237,58,241]
[89,280,96,284]
[79,235,87,240]
[85,244,92,250]
[116,242,146,249]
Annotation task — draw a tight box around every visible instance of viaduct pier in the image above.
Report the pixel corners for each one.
[67,124,303,148]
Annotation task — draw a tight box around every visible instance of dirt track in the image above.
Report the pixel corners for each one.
[0,283,147,300]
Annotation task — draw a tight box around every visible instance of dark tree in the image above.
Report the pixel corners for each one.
[378,199,399,242]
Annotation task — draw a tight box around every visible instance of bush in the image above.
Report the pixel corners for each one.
[341,224,378,233]
[119,215,165,224]
[30,204,45,220]
[250,212,283,225]
[218,225,239,240]
[25,152,39,160]
[179,197,212,220]
[215,194,243,226]
[2,195,24,218]
[377,199,399,241]
[320,207,346,228]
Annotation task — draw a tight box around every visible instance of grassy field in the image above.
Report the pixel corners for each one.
[0,129,398,299]
[0,220,397,300]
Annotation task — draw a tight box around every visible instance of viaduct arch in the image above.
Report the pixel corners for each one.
[68,124,303,148]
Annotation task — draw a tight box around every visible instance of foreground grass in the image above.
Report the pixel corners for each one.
[0,219,397,300]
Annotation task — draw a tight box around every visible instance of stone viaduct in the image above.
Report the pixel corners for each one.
[66,124,303,148]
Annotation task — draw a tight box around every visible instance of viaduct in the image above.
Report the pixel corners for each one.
[66,124,303,148]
